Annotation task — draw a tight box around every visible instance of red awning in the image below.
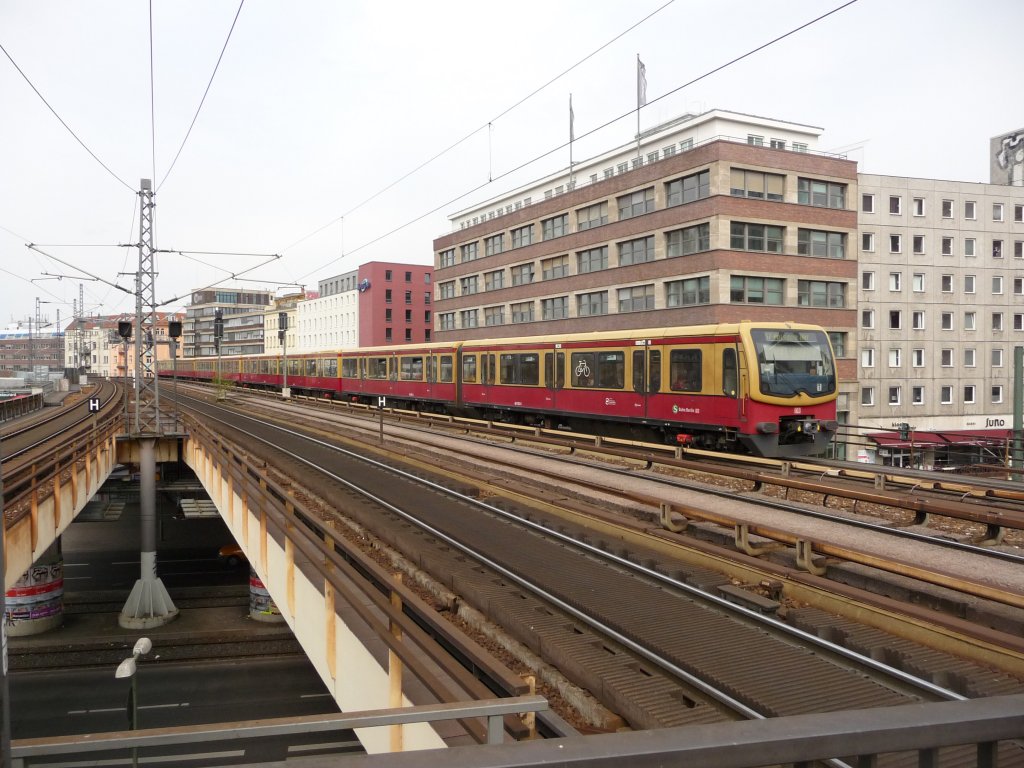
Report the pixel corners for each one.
[868,429,1011,449]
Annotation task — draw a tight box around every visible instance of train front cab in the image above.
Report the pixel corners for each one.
[740,324,839,457]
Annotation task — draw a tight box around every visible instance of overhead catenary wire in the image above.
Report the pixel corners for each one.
[0,41,136,193]
[294,0,859,282]
[157,0,246,191]
[281,0,677,253]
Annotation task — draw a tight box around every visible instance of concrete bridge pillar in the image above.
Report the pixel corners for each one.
[5,541,63,636]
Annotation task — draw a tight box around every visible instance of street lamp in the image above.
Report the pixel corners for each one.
[214,309,224,401]
[115,636,152,768]
[278,311,290,399]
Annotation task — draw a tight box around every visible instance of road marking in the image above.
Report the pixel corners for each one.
[111,561,140,566]
[299,692,332,699]
[67,707,122,714]
[287,740,362,753]
[139,702,190,710]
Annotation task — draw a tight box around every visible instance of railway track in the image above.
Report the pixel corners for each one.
[172,392,1024,765]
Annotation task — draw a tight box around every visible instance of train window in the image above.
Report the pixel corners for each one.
[400,356,423,380]
[389,358,398,381]
[462,355,477,383]
[323,358,338,377]
[598,352,625,388]
[305,358,318,377]
[722,348,738,397]
[439,355,453,383]
[368,357,388,380]
[288,358,301,377]
[359,358,366,379]
[342,358,357,378]
[572,352,596,387]
[499,353,539,385]
[484,354,496,385]
[632,351,645,392]
[427,356,436,383]
[669,350,702,391]
[649,350,661,393]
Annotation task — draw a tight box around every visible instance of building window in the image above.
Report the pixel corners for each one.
[747,134,764,146]
[941,199,953,218]
[888,386,901,405]
[730,222,783,253]
[404,290,412,304]
[618,284,655,313]
[541,296,568,320]
[912,348,924,367]
[1016,204,1024,222]
[484,270,505,291]
[888,310,902,329]
[511,224,534,248]
[889,234,902,253]
[862,309,875,329]
[912,197,925,216]
[541,255,568,280]
[484,306,504,326]
[666,276,710,307]
[618,236,655,266]
[861,232,874,252]
[862,271,875,290]
[861,348,875,368]
[888,272,902,291]
[460,242,479,262]
[438,281,455,300]
[511,263,535,286]
[993,275,1004,294]
[940,312,953,331]
[993,312,1004,331]
[668,170,711,206]
[912,235,924,254]
[385,288,393,303]
[576,291,608,317]
[861,193,875,213]
[964,385,976,404]
[942,274,954,293]
[510,302,534,323]
[993,385,1004,404]
[827,331,847,357]
[439,248,455,268]
[889,195,902,215]
[993,348,1004,367]
[964,274,976,293]
[912,385,925,405]
[965,311,976,330]
[798,178,846,208]
[485,234,504,256]
[965,200,976,219]
[460,309,478,328]
[861,387,874,406]
[542,214,569,240]
[577,246,608,274]
[798,280,846,308]
[994,239,1004,259]
[770,138,786,150]
[994,203,1004,222]
[798,229,845,259]
[964,348,976,367]
[666,223,710,257]
[941,236,953,256]
[1015,241,1023,259]
[912,273,925,292]
[940,348,954,367]
[792,142,808,153]
[385,269,393,281]
[730,276,783,304]
[1016,313,1024,331]
[576,203,608,231]
[964,238,976,257]
[912,310,925,330]
[729,169,783,201]
[940,385,953,404]
[439,312,455,331]
[617,188,654,220]
[460,276,479,296]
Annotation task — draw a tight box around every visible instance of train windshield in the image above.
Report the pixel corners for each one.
[750,328,836,398]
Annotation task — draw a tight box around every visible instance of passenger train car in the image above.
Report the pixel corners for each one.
[161,322,838,457]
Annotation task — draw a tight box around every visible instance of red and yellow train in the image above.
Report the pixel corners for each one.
[160,321,838,457]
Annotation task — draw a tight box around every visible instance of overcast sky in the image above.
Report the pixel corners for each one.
[2,0,1020,328]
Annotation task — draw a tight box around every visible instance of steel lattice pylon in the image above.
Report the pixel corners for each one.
[133,178,161,434]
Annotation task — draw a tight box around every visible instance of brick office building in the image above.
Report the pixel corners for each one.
[432,110,859,431]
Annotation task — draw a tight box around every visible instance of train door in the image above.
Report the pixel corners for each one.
[722,345,747,422]
[631,345,659,418]
[426,352,436,400]
[544,348,565,413]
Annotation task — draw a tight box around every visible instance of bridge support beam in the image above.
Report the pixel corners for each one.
[119,437,178,629]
